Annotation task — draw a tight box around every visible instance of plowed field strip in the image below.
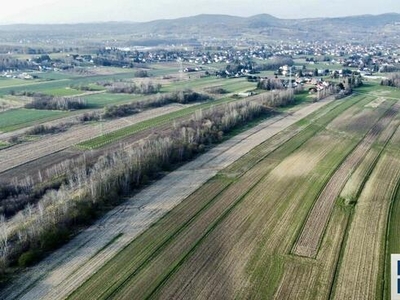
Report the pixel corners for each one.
[332,153,400,300]
[292,102,400,258]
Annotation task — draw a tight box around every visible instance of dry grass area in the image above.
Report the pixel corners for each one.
[340,148,380,203]
[327,96,377,135]
[0,96,30,112]
[365,97,386,108]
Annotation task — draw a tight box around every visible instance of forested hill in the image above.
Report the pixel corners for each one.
[1,13,399,45]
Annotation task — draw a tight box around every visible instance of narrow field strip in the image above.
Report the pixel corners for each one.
[332,152,400,300]
[0,97,334,300]
[292,102,400,258]
[385,132,400,298]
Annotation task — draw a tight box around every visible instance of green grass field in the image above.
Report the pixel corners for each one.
[0,70,145,96]
[41,87,83,96]
[0,78,41,88]
[0,108,67,132]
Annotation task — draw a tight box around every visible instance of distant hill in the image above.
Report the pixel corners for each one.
[1,13,400,45]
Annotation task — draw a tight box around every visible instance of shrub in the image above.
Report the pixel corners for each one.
[134,70,149,78]
[39,227,70,251]
[18,250,41,267]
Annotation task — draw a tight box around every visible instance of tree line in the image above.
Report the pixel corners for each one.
[24,93,87,110]
[381,73,400,88]
[0,99,268,272]
[102,81,162,95]
[103,90,210,119]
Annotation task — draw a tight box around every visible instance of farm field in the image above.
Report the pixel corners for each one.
[0,78,41,88]
[0,91,335,300]
[0,68,257,134]
[77,90,265,150]
[0,104,187,174]
[15,84,398,300]
[2,60,400,300]
[2,11,400,300]
[0,79,261,175]
[293,101,400,258]
[0,108,67,132]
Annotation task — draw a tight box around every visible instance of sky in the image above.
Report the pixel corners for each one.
[1,0,399,24]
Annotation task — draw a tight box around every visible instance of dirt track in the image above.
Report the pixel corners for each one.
[0,98,334,300]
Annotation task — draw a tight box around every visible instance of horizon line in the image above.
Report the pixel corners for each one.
[0,11,398,26]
